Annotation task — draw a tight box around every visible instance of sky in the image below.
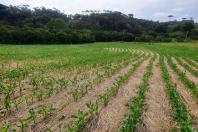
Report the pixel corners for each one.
[1,0,198,22]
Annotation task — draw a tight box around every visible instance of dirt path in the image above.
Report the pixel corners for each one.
[172,57,198,84]
[140,56,175,131]
[32,58,144,131]
[165,58,198,129]
[88,59,150,132]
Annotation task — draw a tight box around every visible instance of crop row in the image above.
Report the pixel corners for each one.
[160,56,194,131]
[167,57,198,100]
[0,52,146,131]
[175,57,198,77]
[118,54,155,131]
[59,53,151,131]
[183,58,198,69]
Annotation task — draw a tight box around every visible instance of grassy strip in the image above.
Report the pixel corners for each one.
[118,55,155,132]
[160,56,194,131]
[175,57,198,77]
[183,58,198,69]
[65,53,151,132]
[167,57,198,100]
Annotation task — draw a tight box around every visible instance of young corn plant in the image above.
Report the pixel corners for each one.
[30,76,39,92]
[118,56,155,132]
[58,78,68,90]
[1,123,10,132]
[18,119,29,132]
[40,104,56,119]
[86,100,99,117]
[160,56,194,131]
[71,88,79,102]
[74,110,86,132]
[46,85,54,97]
[28,108,37,124]
[100,90,111,106]
[35,90,44,101]
[4,93,12,114]
[19,82,25,96]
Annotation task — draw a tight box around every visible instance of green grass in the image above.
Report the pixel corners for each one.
[0,42,198,61]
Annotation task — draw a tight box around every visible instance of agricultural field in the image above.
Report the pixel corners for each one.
[0,42,198,132]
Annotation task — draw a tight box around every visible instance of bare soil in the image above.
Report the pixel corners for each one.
[139,57,176,131]
[32,59,136,131]
[88,59,150,132]
[166,58,198,129]
[172,57,198,84]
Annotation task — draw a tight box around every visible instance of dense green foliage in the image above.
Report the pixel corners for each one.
[0,4,198,44]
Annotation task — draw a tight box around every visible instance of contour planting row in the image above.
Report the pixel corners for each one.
[160,56,194,131]
[0,49,143,100]
[0,51,148,131]
[140,55,174,131]
[0,49,134,80]
[0,51,142,108]
[167,57,198,100]
[175,57,198,77]
[0,56,136,117]
[118,54,155,131]
[30,52,151,131]
[183,58,198,70]
[47,53,151,131]
[171,57,198,84]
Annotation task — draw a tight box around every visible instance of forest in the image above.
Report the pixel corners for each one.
[0,4,198,44]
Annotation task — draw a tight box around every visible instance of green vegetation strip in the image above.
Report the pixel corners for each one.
[118,55,155,132]
[160,56,194,131]
[175,57,198,77]
[167,57,198,100]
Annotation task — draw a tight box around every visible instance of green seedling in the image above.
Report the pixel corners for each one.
[28,108,36,124]
[71,88,79,101]
[41,104,55,119]
[1,123,10,132]
[75,110,85,131]
[19,119,28,132]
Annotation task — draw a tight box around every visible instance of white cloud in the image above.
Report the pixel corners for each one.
[1,0,197,21]
[153,12,174,18]
[171,8,184,12]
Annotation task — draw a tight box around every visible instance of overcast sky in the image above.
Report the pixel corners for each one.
[1,0,198,22]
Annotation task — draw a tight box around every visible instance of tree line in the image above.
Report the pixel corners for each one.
[0,4,198,44]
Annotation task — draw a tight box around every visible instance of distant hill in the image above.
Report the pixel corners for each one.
[0,4,198,44]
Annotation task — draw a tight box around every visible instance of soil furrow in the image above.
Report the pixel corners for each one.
[0,59,133,126]
[32,58,141,131]
[88,59,149,132]
[140,56,175,131]
[181,58,198,71]
[165,58,198,129]
[172,57,198,84]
